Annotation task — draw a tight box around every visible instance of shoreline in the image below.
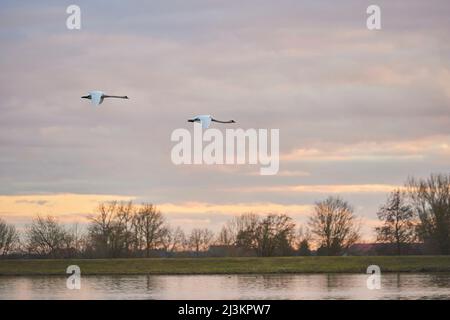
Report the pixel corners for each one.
[1,256,449,276]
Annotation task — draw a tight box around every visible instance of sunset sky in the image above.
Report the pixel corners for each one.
[1,0,450,239]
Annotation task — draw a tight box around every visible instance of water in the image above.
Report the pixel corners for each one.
[0,273,449,300]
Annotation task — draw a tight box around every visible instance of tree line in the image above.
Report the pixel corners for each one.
[1,173,449,258]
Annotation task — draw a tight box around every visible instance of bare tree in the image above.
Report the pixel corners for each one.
[407,174,450,254]
[375,189,417,254]
[296,226,312,256]
[134,204,166,257]
[160,226,186,253]
[308,197,360,255]
[218,213,296,256]
[87,201,138,257]
[215,214,260,247]
[189,228,214,255]
[87,201,168,258]
[88,202,117,257]
[234,213,260,250]
[254,214,296,256]
[0,219,20,257]
[114,201,135,257]
[25,216,70,257]
[68,223,90,257]
[216,225,235,246]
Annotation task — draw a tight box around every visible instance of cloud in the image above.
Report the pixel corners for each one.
[0,194,314,234]
[158,201,312,216]
[225,184,400,194]
[282,135,450,162]
[0,194,135,222]
[1,0,450,240]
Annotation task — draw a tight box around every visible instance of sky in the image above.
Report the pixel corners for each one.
[0,0,450,240]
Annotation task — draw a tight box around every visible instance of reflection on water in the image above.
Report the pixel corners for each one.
[0,273,449,300]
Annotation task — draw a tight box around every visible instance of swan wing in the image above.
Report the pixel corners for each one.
[90,91,104,106]
[198,115,211,129]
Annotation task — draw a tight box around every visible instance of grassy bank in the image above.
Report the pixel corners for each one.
[1,256,449,276]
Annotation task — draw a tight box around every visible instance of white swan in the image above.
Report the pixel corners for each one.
[81,91,129,105]
[188,115,236,129]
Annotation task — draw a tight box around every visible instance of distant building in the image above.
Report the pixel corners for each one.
[208,245,256,257]
[348,243,425,256]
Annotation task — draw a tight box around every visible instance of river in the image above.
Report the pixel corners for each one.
[0,273,449,300]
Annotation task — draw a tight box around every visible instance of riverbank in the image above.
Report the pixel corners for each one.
[0,256,449,276]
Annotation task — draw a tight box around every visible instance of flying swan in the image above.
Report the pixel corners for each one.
[81,91,129,106]
[188,115,236,129]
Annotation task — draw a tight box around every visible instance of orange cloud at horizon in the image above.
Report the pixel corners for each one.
[0,193,313,224]
[0,194,384,241]
[225,184,402,194]
[157,202,313,217]
[0,194,136,223]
